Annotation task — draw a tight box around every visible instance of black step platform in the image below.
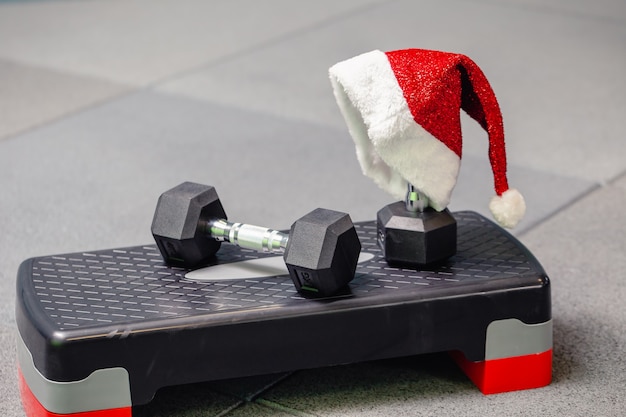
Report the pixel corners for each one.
[16,211,552,417]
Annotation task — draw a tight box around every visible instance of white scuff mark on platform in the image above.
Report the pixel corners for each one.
[185,252,375,282]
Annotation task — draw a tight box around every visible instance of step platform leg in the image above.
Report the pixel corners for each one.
[17,334,132,417]
[450,318,553,394]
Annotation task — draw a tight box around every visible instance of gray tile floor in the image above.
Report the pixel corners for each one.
[1,0,625,415]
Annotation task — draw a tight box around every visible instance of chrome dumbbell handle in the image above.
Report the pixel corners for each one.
[206,219,289,254]
[405,183,429,213]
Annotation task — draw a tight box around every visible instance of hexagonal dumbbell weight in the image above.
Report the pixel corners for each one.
[377,184,457,266]
[151,182,361,296]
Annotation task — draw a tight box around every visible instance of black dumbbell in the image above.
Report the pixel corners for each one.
[377,183,456,266]
[151,182,362,296]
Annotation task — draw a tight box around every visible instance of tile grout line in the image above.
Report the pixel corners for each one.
[517,181,603,239]
[518,166,626,238]
[243,372,296,402]
[254,398,320,417]
[0,0,396,145]
[0,55,139,143]
[214,371,320,416]
[143,0,397,90]
[0,88,140,144]
[606,168,626,186]
[466,0,626,26]
[214,400,246,417]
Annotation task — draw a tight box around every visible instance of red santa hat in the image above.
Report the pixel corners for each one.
[329,49,525,228]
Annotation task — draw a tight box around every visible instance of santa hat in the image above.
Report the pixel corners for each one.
[329,49,525,228]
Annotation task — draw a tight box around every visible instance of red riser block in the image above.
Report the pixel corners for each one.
[18,369,132,417]
[450,349,552,394]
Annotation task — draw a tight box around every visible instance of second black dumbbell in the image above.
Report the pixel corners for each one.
[151,182,362,296]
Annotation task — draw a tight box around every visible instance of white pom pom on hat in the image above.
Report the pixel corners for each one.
[329,48,525,228]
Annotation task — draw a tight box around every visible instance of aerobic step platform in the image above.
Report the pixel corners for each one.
[16,211,552,417]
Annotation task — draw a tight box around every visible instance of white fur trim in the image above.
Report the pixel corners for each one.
[329,50,460,211]
[489,188,526,228]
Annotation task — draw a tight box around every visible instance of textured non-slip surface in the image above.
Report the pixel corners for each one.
[22,215,538,332]
[2,0,625,416]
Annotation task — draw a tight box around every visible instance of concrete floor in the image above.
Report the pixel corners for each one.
[1,0,625,415]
